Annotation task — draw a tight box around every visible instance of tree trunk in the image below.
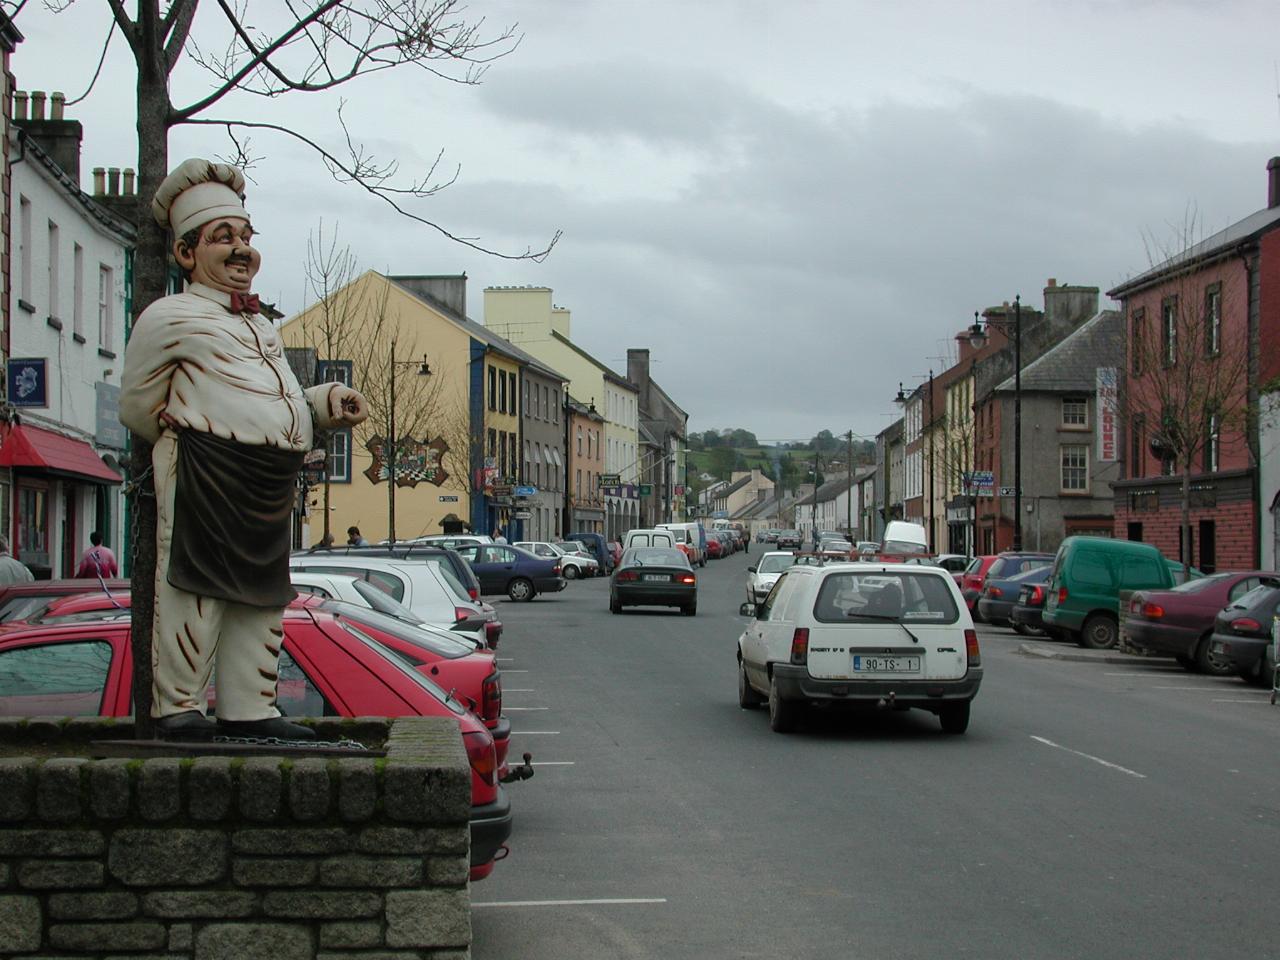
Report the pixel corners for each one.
[1181,461,1191,582]
[128,64,172,740]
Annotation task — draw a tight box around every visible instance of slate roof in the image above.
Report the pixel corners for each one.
[716,475,752,499]
[1108,204,1280,298]
[796,473,853,506]
[994,310,1123,394]
[17,130,135,244]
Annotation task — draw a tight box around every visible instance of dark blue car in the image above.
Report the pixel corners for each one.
[567,531,614,574]
[454,543,566,602]
[977,563,1052,628]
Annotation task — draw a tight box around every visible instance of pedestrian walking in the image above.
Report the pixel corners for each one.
[347,526,369,546]
[492,527,507,543]
[75,531,119,578]
[0,535,34,585]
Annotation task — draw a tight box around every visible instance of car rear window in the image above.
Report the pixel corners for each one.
[625,548,690,567]
[349,580,424,620]
[334,611,472,660]
[1170,572,1233,594]
[813,571,960,624]
[757,555,796,574]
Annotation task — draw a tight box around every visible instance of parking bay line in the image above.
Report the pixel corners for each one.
[1212,698,1274,703]
[503,706,549,711]
[529,761,575,766]
[1030,735,1146,779]
[473,898,666,909]
[512,730,560,735]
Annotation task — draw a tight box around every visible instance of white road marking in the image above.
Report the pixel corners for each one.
[1151,685,1237,690]
[503,688,535,693]
[530,761,575,766]
[497,657,515,662]
[473,898,666,909]
[512,730,560,735]
[1102,672,1182,677]
[1212,698,1274,703]
[503,706,549,711]
[1030,735,1146,779]
[503,669,530,673]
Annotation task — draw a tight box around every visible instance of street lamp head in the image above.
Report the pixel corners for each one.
[893,382,907,405]
[417,356,432,377]
[965,311,987,350]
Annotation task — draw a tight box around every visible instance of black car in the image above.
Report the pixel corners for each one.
[776,530,802,550]
[610,547,698,616]
[1010,577,1050,635]
[977,564,1052,628]
[1209,583,1280,684]
[293,543,483,603]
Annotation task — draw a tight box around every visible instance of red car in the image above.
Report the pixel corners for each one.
[704,536,724,560]
[0,579,129,623]
[959,556,997,612]
[0,605,513,881]
[1124,570,1279,674]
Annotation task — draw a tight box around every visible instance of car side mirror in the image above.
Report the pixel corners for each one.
[739,602,757,618]
[748,566,757,573]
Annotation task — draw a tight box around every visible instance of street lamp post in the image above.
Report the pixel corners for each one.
[386,340,432,543]
[893,372,935,552]
[965,296,1022,551]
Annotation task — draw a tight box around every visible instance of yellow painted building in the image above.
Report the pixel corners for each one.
[280,270,476,543]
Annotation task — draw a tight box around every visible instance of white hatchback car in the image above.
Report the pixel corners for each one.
[737,562,982,734]
[745,551,798,604]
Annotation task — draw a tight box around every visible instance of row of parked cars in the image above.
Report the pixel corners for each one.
[0,533,632,882]
[962,536,1279,684]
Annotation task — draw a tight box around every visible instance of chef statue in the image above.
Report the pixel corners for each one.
[120,159,367,740]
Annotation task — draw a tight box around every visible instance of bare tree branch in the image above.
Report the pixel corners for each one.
[163,0,198,71]
[65,15,117,105]
[184,115,561,261]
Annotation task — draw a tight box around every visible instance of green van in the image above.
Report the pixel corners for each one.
[1042,536,1186,649]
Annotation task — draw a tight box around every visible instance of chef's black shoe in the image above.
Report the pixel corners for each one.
[216,717,316,741]
[155,710,216,740]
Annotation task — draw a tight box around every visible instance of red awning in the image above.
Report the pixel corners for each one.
[0,423,122,484]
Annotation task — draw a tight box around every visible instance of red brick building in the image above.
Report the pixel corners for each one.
[1108,158,1280,572]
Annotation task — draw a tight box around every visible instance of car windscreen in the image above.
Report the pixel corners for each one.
[624,548,690,568]
[758,555,796,574]
[336,620,467,714]
[1169,572,1233,594]
[348,579,425,620]
[327,602,473,659]
[813,571,960,624]
[1229,584,1280,610]
[1003,564,1052,584]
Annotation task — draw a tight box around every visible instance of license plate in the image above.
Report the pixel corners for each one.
[852,655,920,674]
[642,574,669,582]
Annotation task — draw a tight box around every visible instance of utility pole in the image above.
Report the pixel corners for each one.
[846,429,853,537]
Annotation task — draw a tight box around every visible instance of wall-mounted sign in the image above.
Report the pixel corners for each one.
[514,485,538,497]
[94,381,126,449]
[439,495,460,502]
[512,509,532,520]
[363,435,449,487]
[597,473,621,487]
[7,358,47,408]
[1096,366,1118,462]
[639,484,653,496]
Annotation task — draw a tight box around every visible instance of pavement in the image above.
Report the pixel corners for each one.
[1016,639,1177,665]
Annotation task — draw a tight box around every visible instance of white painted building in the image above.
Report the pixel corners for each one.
[6,98,132,576]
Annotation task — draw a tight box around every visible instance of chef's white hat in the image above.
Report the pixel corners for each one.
[152,158,248,236]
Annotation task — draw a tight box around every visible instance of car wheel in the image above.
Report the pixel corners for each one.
[939,701,971,734]
[683,602,697,617]
[508,577,535,602]
[1079,614,1118,649]
[1193,632,1233,676]
[1175,654,1197,671]
[609,593,622,614]
[738,659,763,709]
[768,676,801,733]
[562,564,579,580]
[970,604,986,625]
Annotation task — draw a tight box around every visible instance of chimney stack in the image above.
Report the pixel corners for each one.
[1268,157,1280,210]
[107,167,120,194]
[14,89,84,187]
[122,168,135,194]
[92,167,106,195]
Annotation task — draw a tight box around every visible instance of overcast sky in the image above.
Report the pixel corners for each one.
[12,0,1279,444]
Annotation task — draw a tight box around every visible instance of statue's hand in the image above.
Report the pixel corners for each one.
[328,385,368,426]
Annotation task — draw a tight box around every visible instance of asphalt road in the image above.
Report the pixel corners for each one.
[472,548,1280,960]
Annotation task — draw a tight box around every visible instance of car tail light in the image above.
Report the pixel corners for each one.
[552,564,561,575]
[484,621,502,649]
[1141,603,1164,620]
[467,586,479,601]
[463,730,498,788]
[1058,587,1068,605]
[453,606,474,624]
[965,628,981,667]
[679,574,696,585]
[616,570,638,581]
[1233,617,1262,634]
[987,586,1003,599]
[1029,585,1044,605]
[789,627,809,664]
[481,672,502,724]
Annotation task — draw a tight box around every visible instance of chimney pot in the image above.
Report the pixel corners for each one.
[1046,278,1057,287]
[13,90,26,120]
[1268,157,1280,210]
[30,91,45,121]
[50,91,65,121]
[122,168,135,195]
[107,167,120,195]
[92,167,106,195]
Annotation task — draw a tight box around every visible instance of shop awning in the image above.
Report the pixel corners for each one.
[0,423,123,484]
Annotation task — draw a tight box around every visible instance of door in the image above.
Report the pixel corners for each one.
[1198,520,1216,574]
[472,545,515,593]
[60,485,78,578]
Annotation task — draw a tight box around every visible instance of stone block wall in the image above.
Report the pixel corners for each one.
[0,716,473,959]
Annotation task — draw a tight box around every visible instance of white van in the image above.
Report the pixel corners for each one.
[880,521,929,556]
[622,528,677,552]
[657,522,706,567]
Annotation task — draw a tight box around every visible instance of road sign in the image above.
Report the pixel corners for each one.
[512,509,532,520]
[514,485,538,497]
[598,473,621,487]
[998,486,1024,497]
[639,484,653,496]
[438,495,459,502]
